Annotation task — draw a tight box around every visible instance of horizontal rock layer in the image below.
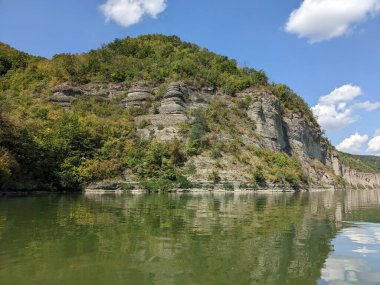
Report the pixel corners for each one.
[159,82,187,114]
[49,82,128,107]
[123,82,153,108]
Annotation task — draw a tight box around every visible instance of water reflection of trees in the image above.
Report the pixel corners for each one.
[0,190,380,285]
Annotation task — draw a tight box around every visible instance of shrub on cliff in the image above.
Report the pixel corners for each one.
[272,84,318,127]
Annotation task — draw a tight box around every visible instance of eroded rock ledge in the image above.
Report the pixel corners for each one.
[48,82,128,108]
[159,82,188,114]
[122,81,153,108]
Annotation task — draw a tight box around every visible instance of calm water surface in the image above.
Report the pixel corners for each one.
[1,190,380,285]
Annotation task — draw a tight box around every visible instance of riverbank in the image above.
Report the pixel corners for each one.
[84,180,340,194]
[83,188,341,195]
[0,191,70,197]
[0,180,348,196]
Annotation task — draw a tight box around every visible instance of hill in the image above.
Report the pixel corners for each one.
[0,35,378,192]
[339,152,380,174]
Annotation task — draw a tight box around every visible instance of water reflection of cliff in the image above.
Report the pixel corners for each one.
[0,190,380,285]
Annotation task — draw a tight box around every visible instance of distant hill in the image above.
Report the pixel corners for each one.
[339,152,380,174]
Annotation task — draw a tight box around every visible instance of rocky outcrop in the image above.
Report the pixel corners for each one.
[51,84,83,96]
[241,87,380,189]
[246,89,289,152]
[282,106,380,188]
[122,82,153,108]
[49,82,128,108]
[330,152,380,188]
[245,88,326,161]
[342,168,380,188]
[48,84,83,108]
[47,94,74,108]
[159,82,187,114]
[283,113,327,162]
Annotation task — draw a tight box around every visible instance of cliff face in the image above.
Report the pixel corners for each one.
[242,89,327,162]
[330,153,380,188]
[245,88,379,189]
[282,113,327,162]
[239,88,379,188]
[245,89,288,152]
[247,89,380,189]
[48,82,379,189]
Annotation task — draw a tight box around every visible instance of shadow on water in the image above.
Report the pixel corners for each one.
[0,190,380,285]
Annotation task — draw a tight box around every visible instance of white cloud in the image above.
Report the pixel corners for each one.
[312,84,380,131]
[100,0,167,28]
[367,130,380,155]
[312,103,357,130]
[354,101,380,111]
[285,0,380,43]
[319,85,362,105]
[336,133,369,154]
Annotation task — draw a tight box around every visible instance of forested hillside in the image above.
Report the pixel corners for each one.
[0,35,377,192]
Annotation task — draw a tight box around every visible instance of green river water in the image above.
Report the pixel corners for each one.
[1,190,380,285]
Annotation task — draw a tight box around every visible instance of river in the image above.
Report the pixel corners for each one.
[1,190,380,284]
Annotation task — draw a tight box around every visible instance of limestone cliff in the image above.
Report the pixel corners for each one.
[245,89,288,152]
[245,89,380,189]
[48,81,379,189]
[330,153,380,188]
[242,88,379,189]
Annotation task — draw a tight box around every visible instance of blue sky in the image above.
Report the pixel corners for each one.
[1,0,379,155]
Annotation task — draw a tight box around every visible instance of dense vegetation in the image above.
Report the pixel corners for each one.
[0,35,270,95]
[0,34,365,192]
[0,43,28,76]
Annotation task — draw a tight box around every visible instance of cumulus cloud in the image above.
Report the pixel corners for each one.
[100,0,167,28]
[312,104,357,130]
[336,133,369,154]
[312,84,380,131]
[319,85,362,105]
[367,129,380,155]
[285,0,380,43]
